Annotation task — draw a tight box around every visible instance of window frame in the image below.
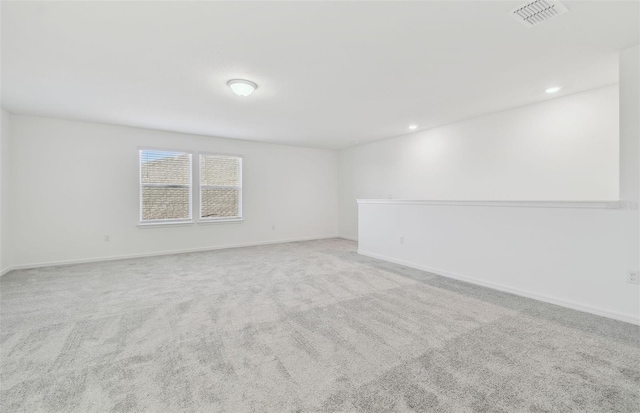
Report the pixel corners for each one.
[197,152,243,223]
[138,148,194,226]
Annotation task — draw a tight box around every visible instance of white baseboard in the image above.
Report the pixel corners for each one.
[337,235,358,242]
[358,249,640,326]
[1,235,340,275]
[1,266,14,276]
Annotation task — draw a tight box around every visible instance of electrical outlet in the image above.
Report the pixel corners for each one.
[104,235,110,242]
[627,270,639,284]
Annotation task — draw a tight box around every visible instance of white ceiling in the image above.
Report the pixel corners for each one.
[2,1,638,149]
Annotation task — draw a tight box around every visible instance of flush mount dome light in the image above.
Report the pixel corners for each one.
[545,86,562,94]
[409,124,418,130]
[227,79,257,96]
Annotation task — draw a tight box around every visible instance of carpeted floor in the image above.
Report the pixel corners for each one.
[1,238,639,412]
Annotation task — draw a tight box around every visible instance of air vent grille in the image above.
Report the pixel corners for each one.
[510,0,568,28]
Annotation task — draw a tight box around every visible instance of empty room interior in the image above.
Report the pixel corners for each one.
[1,1,639,412]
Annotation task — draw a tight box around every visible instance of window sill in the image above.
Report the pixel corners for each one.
[197,218,244,225]
[138,221,194,228]
[137,219,244,228]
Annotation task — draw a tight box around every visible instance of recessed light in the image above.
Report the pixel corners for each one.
[227,79,257,97]
[353,141,359,144]
[409,125,418,130]
[545,86,562,94]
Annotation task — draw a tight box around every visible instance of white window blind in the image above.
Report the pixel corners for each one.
[139,150,192,222]
[199,154,242,220]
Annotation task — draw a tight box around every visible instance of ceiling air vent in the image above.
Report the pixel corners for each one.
[509,0,568,28]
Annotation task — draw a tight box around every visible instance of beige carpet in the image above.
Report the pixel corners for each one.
[1,238,639,412]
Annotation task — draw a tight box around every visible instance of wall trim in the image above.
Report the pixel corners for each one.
[337,235,358,242]
[358,249,640,326]
[356,199,627,209]
[1,235,339,275]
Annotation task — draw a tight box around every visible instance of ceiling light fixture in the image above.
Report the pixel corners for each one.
[545,86,562,94]
[227,79,257,97]
[409,125,418,130]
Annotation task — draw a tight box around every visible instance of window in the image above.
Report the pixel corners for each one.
[199,154,242,220]
[139,149,192,223]
[138,150,242,225]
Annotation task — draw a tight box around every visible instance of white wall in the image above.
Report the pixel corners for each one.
[358,200,639,324]
[339,85,620,239]
[1,109,12,273]
[7,115,338,268]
